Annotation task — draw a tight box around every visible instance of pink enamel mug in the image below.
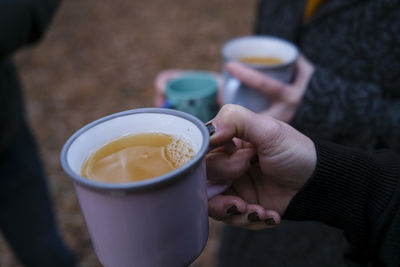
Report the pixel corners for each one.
[60,108,226,267]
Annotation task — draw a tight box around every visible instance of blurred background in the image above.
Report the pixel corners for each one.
[0,0,256,266]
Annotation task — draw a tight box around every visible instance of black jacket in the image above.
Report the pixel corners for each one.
[256,0,400,152]
[219,1,400,267]
[285,139,400,266]
[256,0,400,265]
[0,0,60,153]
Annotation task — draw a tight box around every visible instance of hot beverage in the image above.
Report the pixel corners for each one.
[239,56,284,65]
[81,133,195,183]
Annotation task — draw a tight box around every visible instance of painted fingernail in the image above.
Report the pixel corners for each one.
[226,205,241,215]
[264,218,276,226]
[247,212,261,222]
[205,121,216,136]
[250,154,259,165]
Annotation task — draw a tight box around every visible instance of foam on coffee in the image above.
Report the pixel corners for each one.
[81,133,195,183]
[165,137,195,169]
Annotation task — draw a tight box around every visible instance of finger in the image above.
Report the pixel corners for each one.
[206,147,254,180]
[153,69,186,107]
[245,206,281,230]
[261,103,295,123]
[272,55,314,113]
[215,75,225,106]
[225,61,285,98]
[209,104,285,152]
[154,92,165,108]
[292,55,314,89]
[207,139,237,155]
[221,204,281,230]
[208,194,248,221]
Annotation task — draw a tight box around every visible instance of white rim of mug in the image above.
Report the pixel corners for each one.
[60,108,210,192]
[221,35,299,70]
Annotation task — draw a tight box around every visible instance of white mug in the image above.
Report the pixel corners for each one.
[222,35,299,112]
[60,108,228,267]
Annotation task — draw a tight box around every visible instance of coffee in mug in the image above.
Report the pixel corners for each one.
[81,133,195,183]
[239,56,284,66]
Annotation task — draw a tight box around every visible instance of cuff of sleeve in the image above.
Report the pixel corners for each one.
[283,138,399,245]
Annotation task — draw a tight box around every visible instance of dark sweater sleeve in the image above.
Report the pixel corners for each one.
[0,0,61,60]
[283,139,400,265]
[291,66,400,152]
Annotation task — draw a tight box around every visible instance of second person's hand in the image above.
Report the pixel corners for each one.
[225,55,314,122]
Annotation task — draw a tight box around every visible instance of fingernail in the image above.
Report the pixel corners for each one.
[264,218,276,226]
[205,121,216,136]
[250,154,259,165]
[247,212,261,222]
[226,205,241,215]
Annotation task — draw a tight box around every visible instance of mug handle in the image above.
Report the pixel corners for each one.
[204,129,234,199]
[223,76,240,104]
[206,180,233,199]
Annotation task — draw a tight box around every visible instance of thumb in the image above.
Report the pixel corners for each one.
[225,61,285,99]
[209,104,284,152]
[292,55,314,89]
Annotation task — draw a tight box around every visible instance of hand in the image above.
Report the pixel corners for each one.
[153,69,224,107]
[225,55,314,122]
[206,104,316,230]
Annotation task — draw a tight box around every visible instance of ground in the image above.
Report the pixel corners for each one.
[0,0,255,266]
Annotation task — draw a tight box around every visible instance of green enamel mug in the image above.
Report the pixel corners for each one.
[165,72,218,122]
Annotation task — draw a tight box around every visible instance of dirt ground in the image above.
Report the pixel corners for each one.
[0,0,256,266]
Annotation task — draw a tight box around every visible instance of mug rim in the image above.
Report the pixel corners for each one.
[60,108,210,192]
[221,35,299,69]
[166,73,218,100]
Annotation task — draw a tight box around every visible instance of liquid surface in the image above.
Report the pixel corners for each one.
[239,56,284,66]
[81,133,195,183]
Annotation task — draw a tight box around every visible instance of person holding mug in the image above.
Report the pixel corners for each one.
[154,0,400,265]
[206,104,400,267]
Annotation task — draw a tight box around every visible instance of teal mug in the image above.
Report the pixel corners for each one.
[164,72,218,122]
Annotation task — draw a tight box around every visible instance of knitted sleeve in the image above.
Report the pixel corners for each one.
[283,139,400,265]
[291,66,400,152]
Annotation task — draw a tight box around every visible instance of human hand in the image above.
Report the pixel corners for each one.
[206,104,316,230]
[225,55,314,122]
[153,69,224,107]
[153,69,187,107]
